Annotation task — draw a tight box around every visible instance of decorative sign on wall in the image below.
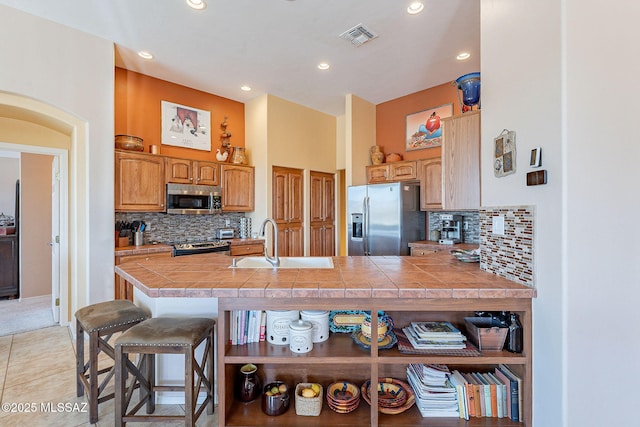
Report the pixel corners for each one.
[161,101,211,151]
[405,103,453,151]
[494,129,516,177]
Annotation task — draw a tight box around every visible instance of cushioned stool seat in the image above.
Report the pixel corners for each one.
[75,300,149,423]
[114,317,215,426]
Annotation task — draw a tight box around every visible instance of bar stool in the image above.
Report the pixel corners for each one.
[75,300,149,424]
[114,317,215,426]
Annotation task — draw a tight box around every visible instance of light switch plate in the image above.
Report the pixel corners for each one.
[492,216,505,235]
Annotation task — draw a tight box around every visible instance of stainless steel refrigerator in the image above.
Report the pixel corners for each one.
[347,182,425,256]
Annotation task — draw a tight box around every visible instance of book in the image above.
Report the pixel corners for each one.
[462,372,482,417]
[494,367,513,420]
[480,372,498,417]
[448,370,469,420]
[403,327,466,349]
[496,365,520,422]
[410,321,464,338]
[499,364,523,422]
[471,372,490,417]
[486,371,506,418]
[259,311,267,341]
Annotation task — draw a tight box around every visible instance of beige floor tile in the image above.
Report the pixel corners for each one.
[4,345,77,388]
[97,400,186,427]
[0,335,13,367]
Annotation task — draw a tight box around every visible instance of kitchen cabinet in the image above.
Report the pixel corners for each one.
[0,235,19,298]
[114,250,172,301]
[366,160,417,183]
[166,157,220,186]
[229,241,264,257]
[273,167,303,256]
[217,296,532,427]
[115,150,166,212]
[420,111,480,210]
[277,223,303,257]
[310,171,335,256]
[221,164,254,212]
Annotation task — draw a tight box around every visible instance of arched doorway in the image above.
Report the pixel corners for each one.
[0,91,89,326]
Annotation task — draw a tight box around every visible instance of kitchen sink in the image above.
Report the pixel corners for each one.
[231,256,334,269]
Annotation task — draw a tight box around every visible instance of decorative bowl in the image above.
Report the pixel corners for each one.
[261,381,290,416]
[326,381,360,404]
[115,134,144,151]
[361,378,407,408]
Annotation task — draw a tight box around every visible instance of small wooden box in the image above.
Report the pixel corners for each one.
[464,317,508,351]
[117,236,130,248]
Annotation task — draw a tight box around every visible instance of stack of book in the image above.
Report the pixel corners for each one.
[447,364,523,421]
[229,310,267,345]
[402,321,467,350]
[406,364,459,418]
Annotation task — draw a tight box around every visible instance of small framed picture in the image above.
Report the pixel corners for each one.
[161,100,211,151]
[530,147,541,167]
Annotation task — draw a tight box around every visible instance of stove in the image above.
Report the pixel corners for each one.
[172,240,231,256]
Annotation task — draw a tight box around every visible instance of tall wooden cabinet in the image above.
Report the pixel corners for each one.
[272,166,303,256]
[115,150,166,212]
[221,164,254,212]
[310,171,335,256]
[0,235,19,298]
[420,111,480,210]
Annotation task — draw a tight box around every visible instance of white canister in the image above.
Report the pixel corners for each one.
[288,319,313,353]
[301,310,330,343]
[266,310,299,345]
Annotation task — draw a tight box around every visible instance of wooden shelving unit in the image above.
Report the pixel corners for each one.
[217,297,532,427]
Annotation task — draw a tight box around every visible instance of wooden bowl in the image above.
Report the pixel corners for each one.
[115,134,144,151]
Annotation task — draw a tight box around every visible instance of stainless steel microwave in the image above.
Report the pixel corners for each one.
[166,183,221,214]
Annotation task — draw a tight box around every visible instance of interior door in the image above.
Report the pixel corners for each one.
[51,157,60,323]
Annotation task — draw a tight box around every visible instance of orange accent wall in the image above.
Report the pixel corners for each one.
[115,67,245,161]
[376,81,466,162]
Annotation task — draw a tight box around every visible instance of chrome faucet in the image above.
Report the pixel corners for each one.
[258,218,280,267]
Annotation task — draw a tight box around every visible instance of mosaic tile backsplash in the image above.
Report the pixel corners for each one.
[479,206,534,287]
[115,212,247,245]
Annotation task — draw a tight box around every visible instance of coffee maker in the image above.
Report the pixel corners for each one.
[438,214,463,244]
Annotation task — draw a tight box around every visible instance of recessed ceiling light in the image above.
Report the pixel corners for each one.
[317,62,330,70]
[456,52,471,60]
[407,2,424,15]
[240,85,252,92]
[137,50,153,60]
[186,0,207,10]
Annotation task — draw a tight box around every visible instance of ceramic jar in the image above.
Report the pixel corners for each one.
[370,145,384,165]
[266,310,299,345]
[289,319,313,353]
[300,310,329,343]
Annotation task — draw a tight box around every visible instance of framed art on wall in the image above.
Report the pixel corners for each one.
[161,100,211,151]
[405,103,453,151]
[494,129,517,177]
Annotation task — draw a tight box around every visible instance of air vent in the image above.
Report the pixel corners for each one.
[339,23,378,47]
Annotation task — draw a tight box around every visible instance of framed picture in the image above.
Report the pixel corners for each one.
[161,100,211,151]
[494,130,517,177]
[405,103,453,151]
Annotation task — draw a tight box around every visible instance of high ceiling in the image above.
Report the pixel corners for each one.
[0,0,480,116]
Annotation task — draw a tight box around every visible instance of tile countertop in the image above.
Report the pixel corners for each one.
[114,252,536,300]
[114,238,264,257]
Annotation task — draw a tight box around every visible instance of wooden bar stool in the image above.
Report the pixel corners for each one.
[75,300,149,423]
[114,317,215,426]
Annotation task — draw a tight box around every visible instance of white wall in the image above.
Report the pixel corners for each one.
[0,5,115,311]
[482,1,640,426]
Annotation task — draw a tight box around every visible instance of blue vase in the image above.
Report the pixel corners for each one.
[455,72,481,107]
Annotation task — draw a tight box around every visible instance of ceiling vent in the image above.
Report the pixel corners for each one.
[339,23,378,47]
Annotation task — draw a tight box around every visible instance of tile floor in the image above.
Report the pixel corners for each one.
[0,325,218,426]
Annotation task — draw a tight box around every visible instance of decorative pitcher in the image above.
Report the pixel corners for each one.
[236,363,261,402]
[230,147,247,164]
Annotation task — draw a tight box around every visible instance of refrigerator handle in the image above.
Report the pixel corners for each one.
[364,196,370,256]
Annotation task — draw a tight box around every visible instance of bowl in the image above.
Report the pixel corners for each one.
[115,134,144,151]
[362,378,407,408]
[326,381,360,411]
[261,381,290,416]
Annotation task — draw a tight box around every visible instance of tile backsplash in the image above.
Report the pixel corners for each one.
[479,206,534,287]
[115,212,246,244]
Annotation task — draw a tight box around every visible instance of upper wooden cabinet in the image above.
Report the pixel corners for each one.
[115,150,166,212]
[220,164,254,212]
[272,166,303,224]
[420,111,480,210]
[166,157,219,186]
[366,160,417,183]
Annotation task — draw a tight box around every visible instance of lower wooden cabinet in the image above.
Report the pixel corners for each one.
[277,224,303,257]
[229,242,264,257]
[114,251,172,300]
[310,223,335,256]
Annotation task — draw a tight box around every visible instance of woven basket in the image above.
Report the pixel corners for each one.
[295,383,323,416]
